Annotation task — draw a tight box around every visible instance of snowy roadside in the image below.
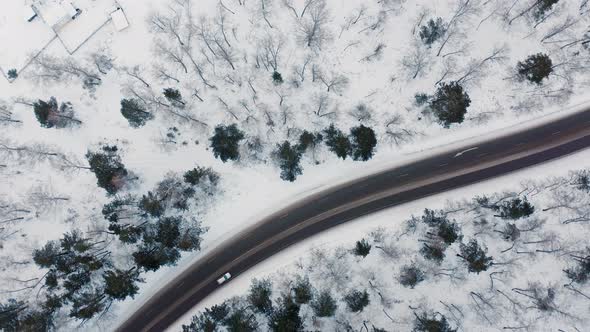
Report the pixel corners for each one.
[169,138,590,332]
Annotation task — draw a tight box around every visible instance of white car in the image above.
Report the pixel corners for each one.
[216,272,232,285]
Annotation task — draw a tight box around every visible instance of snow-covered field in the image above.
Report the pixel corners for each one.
[0,0,589,331]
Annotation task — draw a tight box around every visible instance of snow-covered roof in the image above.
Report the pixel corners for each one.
[24,5,37,22]
[110,8,128,31]
[31,0,76,29]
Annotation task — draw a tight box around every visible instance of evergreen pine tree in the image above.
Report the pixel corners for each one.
[120,98,153,128]
[248,278,273,314]
[86,145,129,195]
[344,289,370,312]
[399,264,425,289]
[323,124,351,159]
[268,296,303,332]
[564,248,590,284]
[292,277,313,304]
[420,242,446,262]
[311,290,337,317]
[223,308,258,332]
[458,239,493,273]
[7,69,17,79]
[419,18,446,46]
[272,71,284,84]
[430,82,471,127]
[350,125,377,161]
[534,0,560,20]
[413,312,457,332]
[210,124,245,162]
[297,130,323,153]
[497,197,535,220]
[354,238,372,257]
[163,88,185,106]
[183,167,220,186]
[517,53,553,84]
[275,141,303,182]
[436,219,462,245]
[33,97,58,128]
[103,268,143,300]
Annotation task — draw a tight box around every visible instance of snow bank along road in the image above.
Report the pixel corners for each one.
[118,108,590,332]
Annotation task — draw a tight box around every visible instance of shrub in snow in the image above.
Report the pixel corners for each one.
[274,141,303,182]
[414,92,430,106]
[420,209,462,245]
[413,312,457,332]
[517,53,553,84]
[323,124,351,159]
[33,97,81,129]
[497,223,521,242]
[120,98,153,128]
[292,277,313,304]
[210,124,245,162]
[564,248,590,284]
[513,283,560,312]
[268,296,303,332]
[350,125,377,161]
[436,219,463,245]
[399,264,425,288]
[272,71,284,84]
[311,290,337,317]
[86,145,130,195]
[430,82,471,127]
[419,18,447,46]
[458,239,493,273]
[7,69,17,79]
[248,278,273,314]
[183,166,220,187]
[420,242,446,262]
[573,170,590,192]
[421,209,447,226]
[354,238,372,257]
[163,88,185,106]
[344,289,370,312]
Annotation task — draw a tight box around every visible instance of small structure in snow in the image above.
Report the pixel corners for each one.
[31,0,79,31]
[110,7,129,31]
[24,6,38,22]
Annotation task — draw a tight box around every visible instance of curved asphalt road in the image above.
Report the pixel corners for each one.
[118,108,590,332]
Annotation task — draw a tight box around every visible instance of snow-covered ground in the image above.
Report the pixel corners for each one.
[0,0,589,330]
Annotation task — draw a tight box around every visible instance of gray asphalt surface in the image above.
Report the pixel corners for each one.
[117,108,590,332]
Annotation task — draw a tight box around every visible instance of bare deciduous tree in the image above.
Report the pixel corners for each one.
[298,0,331,51]
[436,0,478,57]
[0,101,20,125]
[0,140,89,172]
[318,71,349,94]
[258,35,283,72]
[455,45,508,85]
[26,183,70,212]
[401,41,431,79]
[29,55,102,92]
